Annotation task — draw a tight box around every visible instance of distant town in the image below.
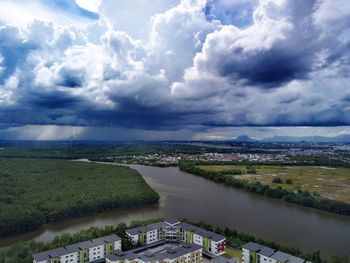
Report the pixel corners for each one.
[114,142,350,166]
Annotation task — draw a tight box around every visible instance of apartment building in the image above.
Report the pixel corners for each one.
[242,242,310,263]
[125,221,166,245]
[179,223,225,255]
[32,234,121,263]
[106,243,203,263]
[125,220,225,256]
[33,220,226,263]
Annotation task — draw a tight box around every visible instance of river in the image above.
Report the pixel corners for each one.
[1,164,349,259]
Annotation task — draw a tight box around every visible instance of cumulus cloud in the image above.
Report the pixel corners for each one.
[99,0,179,39]
[0,0,350,139]
[0,0,98,27]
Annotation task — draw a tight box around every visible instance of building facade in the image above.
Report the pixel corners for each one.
[242,242,310,263]
[125,220,225,256]
[32,234,121,263]
[33,220,226,263]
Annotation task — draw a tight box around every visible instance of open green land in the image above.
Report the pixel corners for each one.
[198,165,350,203]
[224,247,242,262]
[0,158,159,238]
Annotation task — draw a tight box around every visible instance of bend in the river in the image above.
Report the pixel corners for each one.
[1,163,349,259]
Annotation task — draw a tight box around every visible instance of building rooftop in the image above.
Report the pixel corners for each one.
[129,243,202,262]
[257,246,275,257]
[33,247,68,262]
[287,255,307,263]
[180,223,225,242]
[271,251,293,262]
[243,244,308,263]
[164,218,181,226]
[124,251,139,260]
[65,243,82,254]
[106,253,123,261]
[33,234,122,261]
[242,242,262,252]
[126,220,224,242]
[126,221,168,235]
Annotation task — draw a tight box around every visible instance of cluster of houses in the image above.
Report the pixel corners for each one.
[32,220,310,263]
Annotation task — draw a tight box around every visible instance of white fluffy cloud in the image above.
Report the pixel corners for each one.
[99,0,179,39]
[0,0,350,139]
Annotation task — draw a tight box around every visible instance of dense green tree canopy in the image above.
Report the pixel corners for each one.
[0,158,159,237]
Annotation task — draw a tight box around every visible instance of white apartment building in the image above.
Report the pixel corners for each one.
[242,242,310,263]
[32,234,121,263]
[126,222,165,246]
[126,219,225,256]
[106,243,203,263]
[34,220,225,263]
[180,222,225,255]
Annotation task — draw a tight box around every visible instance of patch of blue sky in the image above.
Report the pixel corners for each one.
[43,0,99,20]
[204,0,254,28]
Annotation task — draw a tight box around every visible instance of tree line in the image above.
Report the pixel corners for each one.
[179,162,350,215]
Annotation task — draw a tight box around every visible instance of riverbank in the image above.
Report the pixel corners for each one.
[1,219,339,263]
[1,164,349,259]
[197,165,350,203]
[179,162,350,216]
[0,158,159,238]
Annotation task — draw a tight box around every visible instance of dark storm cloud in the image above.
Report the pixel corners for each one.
[0,0,350,135]
[23,91,84,109]
[200,0,325,88]
[56,67,85,88]
[219,45,313,87]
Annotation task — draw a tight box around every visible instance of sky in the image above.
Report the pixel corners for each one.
[0,0,349,141]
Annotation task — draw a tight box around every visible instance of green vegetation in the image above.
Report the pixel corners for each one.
[224,247,242,261]
[272,177,284,184]
[286,178,293,184]
[180,162,350,215]
[0,158,159,238]
[198,165,350,203]
[1,219,348,263]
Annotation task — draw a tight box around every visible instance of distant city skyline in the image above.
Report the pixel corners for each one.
[0,0,349,140]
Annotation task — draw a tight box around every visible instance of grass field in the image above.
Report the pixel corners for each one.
[0,158,159,237]
[198,165,350,203]
[224,247,242,261]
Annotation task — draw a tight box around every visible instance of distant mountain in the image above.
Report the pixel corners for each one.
[233,135,258,142]
[263,134,350,143]
[231,134,350,143]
